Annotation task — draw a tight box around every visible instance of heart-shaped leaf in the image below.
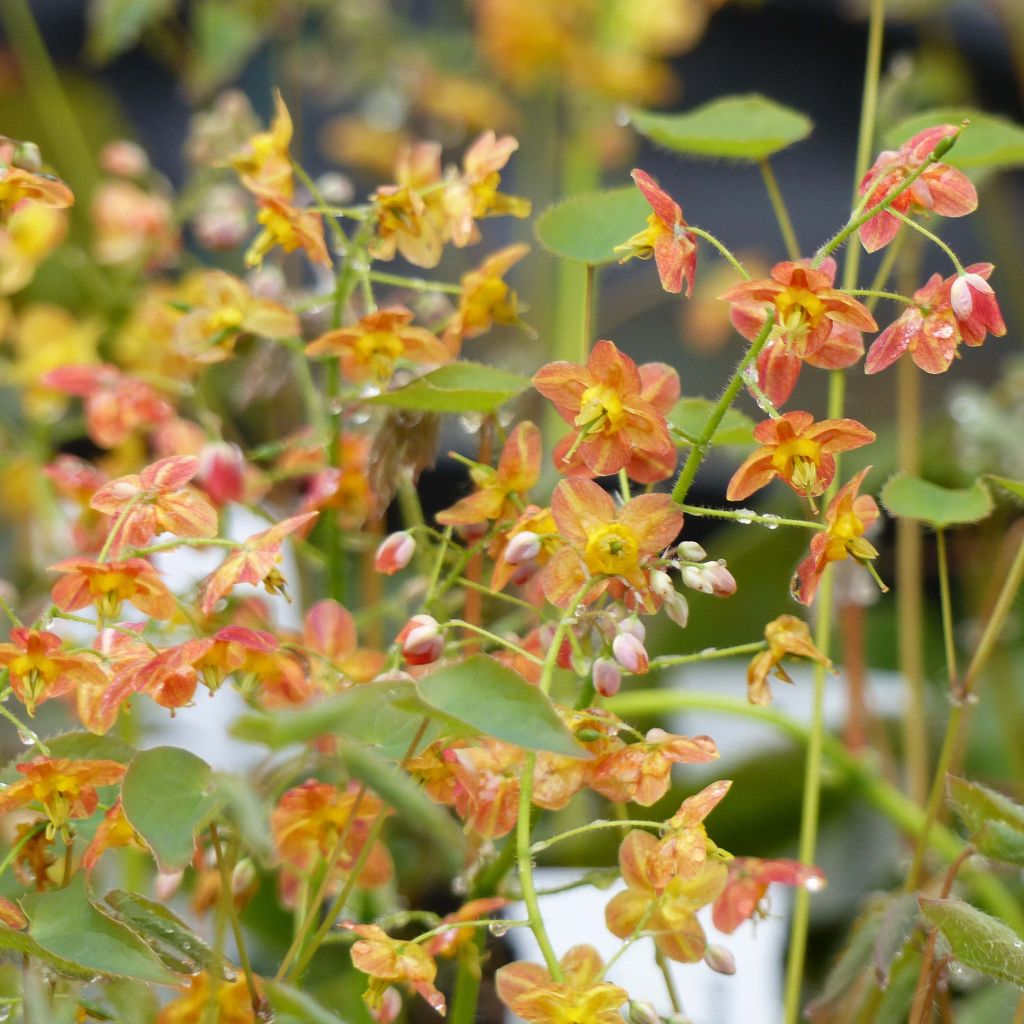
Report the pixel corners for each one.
[630,95,813,162]
[366,362,531,414]
[121,747,220,872]
[985,475,1024,504]
[920,897,1024,988]
[534,187,652,265]
[880,474,992,528]
[416,655,586,759]
[669,398,756,447]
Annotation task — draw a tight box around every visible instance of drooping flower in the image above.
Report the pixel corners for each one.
[747,615,832,706]
[726,412,875,502]
[49,557,177,620]
[616,168,697,295]
[496,945,628,1024]
[865,264,1004,375]
[541,478,682,609]
[0,756,126,841]
[198,512,317,615]
[0,162,74,223]
[89,455,218,556]
[345,923,446,1015]
[793,468,881,606]
[589,727,718,806]
[437,421,541,527]
[444,243,529,352]
[303,599,386,687]
[244,184,331,268]
[424,897,508,958]
[157,972,263,1024]
[306,306,450,384]
[82,798,148,870]
[605,830,728,963]
[533,340,679,483]
[0,628,108,716]
[858,125,976,253]
[230,90,295,197]
[712,857,825,933]
[722,258,876,406]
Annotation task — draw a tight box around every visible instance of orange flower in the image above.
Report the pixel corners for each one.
[345,922,446,1015]
[616,168,697,295]
[198,512,317,615]
[726,412,875,502]
[0,897,26,930]
[605,830,727,963]
[0,163,73,223]
[0,628,108,716]
[589,727,718,806]
[49,556,176,620]
[230,90,294,196]
[793,468,881,606]
[723,258,876,406]
[541,478,682,609]
[647,780,733,889]
[490,504,556,592]
[303,600,386,688]
[496,945,627,1024]
[0,756,126,840]
[0,202,67,294]
[157,972,262,1024]
[43,363,174,449]
[747,614,832,706]
[712,857,825,934]
[437,421,540,527]
[295,433,376,531]
[444,243,528,352]
[244,184,331,268]
[82,798,147,870]
[534,340,679,483]
[306,306,450,384]
[89,455,218,556]
[424,897,508,958]
[91,180,179,269]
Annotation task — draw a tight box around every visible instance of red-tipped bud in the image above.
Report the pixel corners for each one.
[592,657,622,697]
[676,540,707,562]
[504,530,542,566]
[682,560,737,597]
[396,614,444,665]
[703,943,737,975]
[374,531,416,575]
[612,631,649,674]
[617,614,646,642]
[197,441,247,506]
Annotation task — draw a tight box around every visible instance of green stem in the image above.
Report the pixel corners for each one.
[0,694,50,755]
[367,270,462,294]
[656,947,683,1015]
[0,593,22,627]
[671,313,774,504]
[603,689,1024,932]
[844,288,914,304]
[686,226,750,279]
[444,620,544,664]
[759,159,801,260]
[582,264,595,361]
[411,919,527,946]
[530,818,666,854]
[889,210,965,273]
[450,942,484,1024]
[0,821,45,879]
[676,504,821,531]
[936,530,958,684]
[650,640,768,670]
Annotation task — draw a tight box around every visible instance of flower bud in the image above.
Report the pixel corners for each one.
[663,588,689,629]
[682,560,736,597]
[703,943,737,975]
[396,614,444,665]
[950,272,991,318]
[197,441,247,506]
[504,530,542,565]
[676,541,707,562]
[370,986,403,1024]
[154,869,185,902]
[100,140,149,178]
[193,184,250,251]
[617,614,645,642]
[592,657,622,697]
[231,858,258,901]
[612,631,649,674]
[628,1000,661,1024]
[374,531,416,575]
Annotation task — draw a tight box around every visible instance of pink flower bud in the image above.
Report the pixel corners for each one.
[649,569,675,599]
[374,531,416,575]
[193,184,250,251]
[370,986,403,1024]
[231,858,258,899]
[612,631,649,674]
[100,140,149,178]
[504,530,541,565]
[396,614,444,665]
[592,657,622,697]
[315,172,355,205]
[663,589,689,628]
[197,442,247,506]
[703,943,737,975]
[702,560,737,597]
[154,869,185,902]
[618,614,645,642]
[950,272,991,318]
[676,540,707,562]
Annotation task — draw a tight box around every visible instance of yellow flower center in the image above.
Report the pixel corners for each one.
[774,286,825,331]
[205,306,245,334]
[825,509,878,563]
[576,384,626,434]
[771,437,822,493]
[615,213,664,261]
[585,523,640,577]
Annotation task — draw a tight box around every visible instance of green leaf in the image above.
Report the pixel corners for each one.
[2,730,136,784]
[948,776,1024,834]
[534,187,652,265]
[0,926,96,980]
[974,820,1024,868]
[629,95,813,162]
[884,109,1024,171]
[879,473,992,528]
[23,873,176,984]
[213,772,274,863]
[919,897,1024,988]
[104,890,227,978]
[417,655,586,759]
[873,893,921,987]
[186,0,263,99]
[669,398,756,447]
[985,475,1024,504]
[263,980,351,1024]
[86,0,175,63]
[121,747,221,872]
[366,362,531,414]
